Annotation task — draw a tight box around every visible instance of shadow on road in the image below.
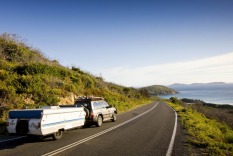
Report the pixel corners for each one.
[0,135,54,151]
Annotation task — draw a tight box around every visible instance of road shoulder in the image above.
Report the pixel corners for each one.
[172,116,191,156]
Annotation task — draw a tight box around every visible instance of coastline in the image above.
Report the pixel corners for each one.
[181,98,233,109]
[158,90,233,106]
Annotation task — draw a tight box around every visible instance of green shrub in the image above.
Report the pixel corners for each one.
[170,97,183,105]
[0,107,10,123]
[15,63,72,78]
[225,132,233,143]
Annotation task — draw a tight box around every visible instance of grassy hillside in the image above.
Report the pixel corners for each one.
[143,85,178,95]
[167,97,233,155]
[0,33,151,125]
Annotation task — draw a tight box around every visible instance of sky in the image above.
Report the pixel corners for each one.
[0,0,233,87]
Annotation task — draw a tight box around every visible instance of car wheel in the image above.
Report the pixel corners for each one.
[96,115,103,127]
[53,130,63,140]
[111,112,117,122]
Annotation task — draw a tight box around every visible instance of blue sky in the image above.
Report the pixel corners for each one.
[1,0,233,86]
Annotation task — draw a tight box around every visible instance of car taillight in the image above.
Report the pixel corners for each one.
[90,112,94,119]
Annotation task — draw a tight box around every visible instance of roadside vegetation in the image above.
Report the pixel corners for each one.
[181,98,233,129]
[166,97,233,155]
[0,33,151,134]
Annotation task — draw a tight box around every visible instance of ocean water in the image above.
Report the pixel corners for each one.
[159,86,233,105]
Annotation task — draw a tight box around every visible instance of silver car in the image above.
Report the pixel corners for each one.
[74,97,117,127]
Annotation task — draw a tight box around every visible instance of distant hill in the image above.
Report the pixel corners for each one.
[169,82,233,91]
[170,82,226,87]
[0,33,151,118]
[143,85,178,95]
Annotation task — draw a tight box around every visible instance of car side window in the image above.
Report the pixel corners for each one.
[102,101,109,108]
[92,101,109,109]
[99,101,105,108]
[93,102,99,109]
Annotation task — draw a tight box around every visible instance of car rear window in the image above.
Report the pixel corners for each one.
[75,101,90,108]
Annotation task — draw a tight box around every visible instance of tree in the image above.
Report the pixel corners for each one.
[123,87,130,95]
[139,88,150,98]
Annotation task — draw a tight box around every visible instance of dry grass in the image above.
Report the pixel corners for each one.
[190,104,233,129]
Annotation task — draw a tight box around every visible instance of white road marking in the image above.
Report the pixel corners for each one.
[0,136,26,143]
[42,102,159,156]
[166,104,178,156]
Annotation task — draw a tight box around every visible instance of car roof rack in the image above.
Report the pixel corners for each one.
[75,96,104,102]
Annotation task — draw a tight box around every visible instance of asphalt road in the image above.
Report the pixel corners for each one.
[0,101,179,156]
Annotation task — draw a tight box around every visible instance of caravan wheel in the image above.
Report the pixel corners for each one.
[53,130,63,140]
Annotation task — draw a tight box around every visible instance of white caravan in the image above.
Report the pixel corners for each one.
[7,106,86,140]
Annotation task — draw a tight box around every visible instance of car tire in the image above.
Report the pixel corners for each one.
[96,115,103,127]
[111,112,117,122]
[52,130,63,140]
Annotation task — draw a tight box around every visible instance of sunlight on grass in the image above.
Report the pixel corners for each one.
[166,98,233,155]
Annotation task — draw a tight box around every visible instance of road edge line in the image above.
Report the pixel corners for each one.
[166,104,178,156]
